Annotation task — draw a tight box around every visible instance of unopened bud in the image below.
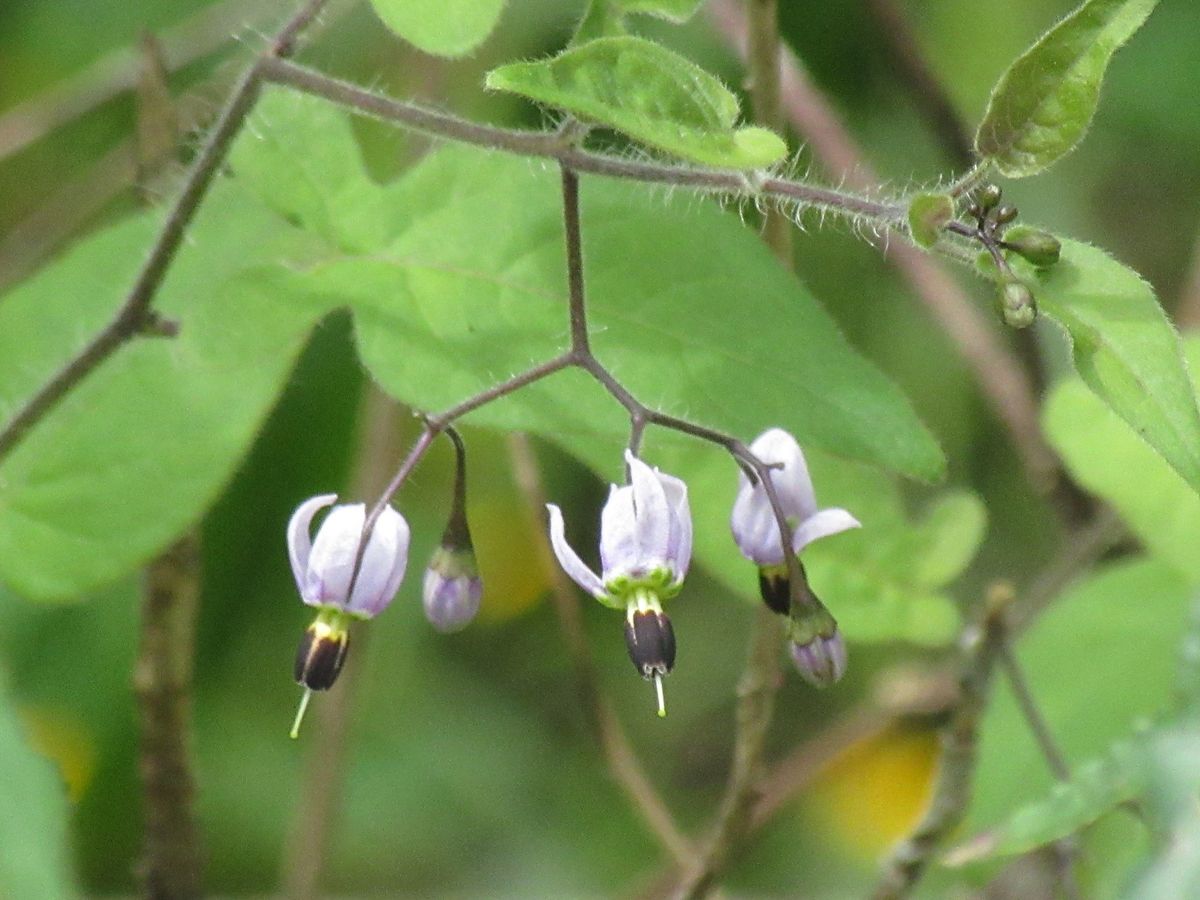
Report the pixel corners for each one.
[975,184,1002,213]
[1003,225,1061,268]
[787,600,846,688]
[624,603,676,717]
[423,546,483,633]
[994,204,1018,225]
[997,281,1037,329]
[789,630,847,688]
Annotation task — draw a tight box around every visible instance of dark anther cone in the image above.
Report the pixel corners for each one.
[624,610,676,678]
[294,627,350,691]
[757,568,791,616]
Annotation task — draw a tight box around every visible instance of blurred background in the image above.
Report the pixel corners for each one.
[1,0,1198,895]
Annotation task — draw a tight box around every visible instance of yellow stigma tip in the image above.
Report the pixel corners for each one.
[654,672,667,718]
[290,688,313,740]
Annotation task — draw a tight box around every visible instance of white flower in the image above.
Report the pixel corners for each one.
[547,450,692,608]
[423,547,483,633]
[287,494,411,619]
[731,429,860,567]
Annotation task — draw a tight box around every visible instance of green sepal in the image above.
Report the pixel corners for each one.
[907,193,955,248]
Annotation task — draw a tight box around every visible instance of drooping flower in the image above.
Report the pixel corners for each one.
[547,450,691,716]
[286,493,411,737]
[787,600,847,688]
[730,428,859,615]
[422,428,484,633]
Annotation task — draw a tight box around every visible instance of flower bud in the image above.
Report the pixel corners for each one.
[996,281,1037,329]
[974,184,1002,213]
[994,204,1018,226]
[423,546,483,633]
[1002,225,1061,268]
[789,631,847,688]
[788,599,847,688]
[423,428,483,633]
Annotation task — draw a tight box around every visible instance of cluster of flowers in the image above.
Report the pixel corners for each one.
[286,428,857,734]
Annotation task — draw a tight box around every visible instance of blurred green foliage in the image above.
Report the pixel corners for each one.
[2,0,1200,896]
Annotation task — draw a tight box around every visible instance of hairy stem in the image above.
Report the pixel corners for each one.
[0,0,330,466]
[135,533,203,899]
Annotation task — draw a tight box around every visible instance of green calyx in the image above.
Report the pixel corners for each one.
[311,606,359,630]
[602,570,676,611]
[787,600,838,646]
[428,543,479,580]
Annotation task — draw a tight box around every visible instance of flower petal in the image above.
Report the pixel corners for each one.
[346,505,411,617]
[658,470,692,581]
[730,480,786,566]
[626,451,670,564]
[547,504,605,598]
[287,493,338,597]
[791,508,861,554]
[751,428,817,521]
[305,503,366,607]
[599,484,638,580]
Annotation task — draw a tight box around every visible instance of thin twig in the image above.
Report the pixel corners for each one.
[0,0,329,465]
[996,640,1081,899]
[706,0,1059,500]
[506,433,697,868]
[872,588,1011,900]
[135,533,203,899]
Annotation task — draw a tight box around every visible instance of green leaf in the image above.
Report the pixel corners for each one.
[486,37,787,169]
[0,184,334,600]
[907,193,954,249]
[575,0,706,42]
[0,671,76,899]
[653,444,971,645]
[947,737,1144,866]
[367,0,506,58]
[1019,239,1200,497]
[969,558,1193,834]
[1043,337,1200,584]
[314,145,940,480]
[975,0,1159,177]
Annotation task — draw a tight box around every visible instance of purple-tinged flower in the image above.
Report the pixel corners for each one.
[422,428,483,633]
[787,598,847,688]
[288,494,411,620]
[547,450,691,716]
[287,494,410,738]
[423,547,482,633]
[731,429,859,615]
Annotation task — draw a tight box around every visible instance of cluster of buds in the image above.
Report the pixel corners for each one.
[967,184,1061,330]
[286,430,482,738]
[730,429,859,687]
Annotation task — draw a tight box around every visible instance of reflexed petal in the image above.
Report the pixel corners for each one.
[346,505,411,617]
[599,484,639,579]
[658,470,692,580]
[305,504,367,607]
[791,508,860,554]
[547,504,605,598]
[751,428,817,520]
[730,481,787,566]
[626,451,670,563]
[287,494,338,598]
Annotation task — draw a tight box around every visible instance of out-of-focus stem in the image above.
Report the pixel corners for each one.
[135,533,204,899]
